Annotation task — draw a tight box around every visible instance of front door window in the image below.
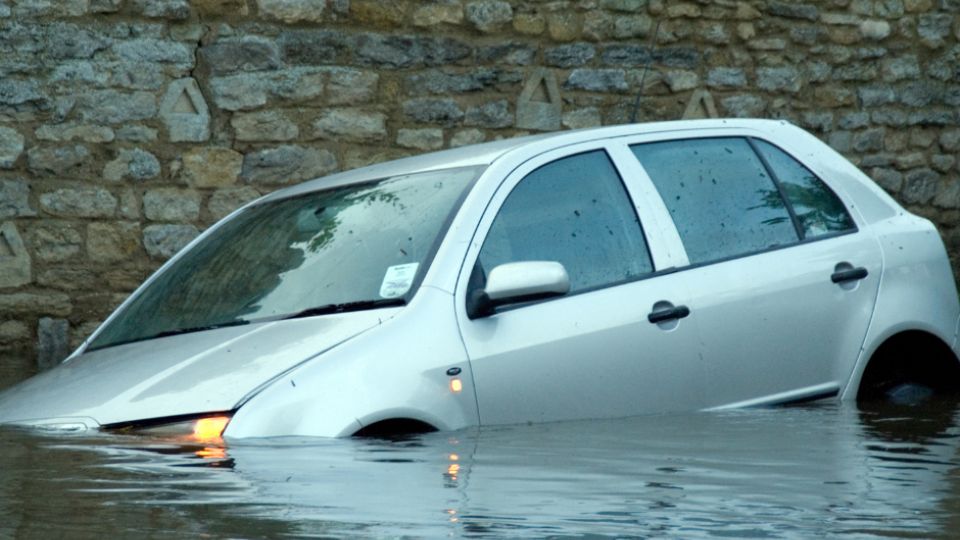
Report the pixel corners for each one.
[474,150,653,301]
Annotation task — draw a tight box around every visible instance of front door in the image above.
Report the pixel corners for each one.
[456,146,705,426]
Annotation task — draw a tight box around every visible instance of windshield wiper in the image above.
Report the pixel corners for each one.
[283,298,407,320]
[151,320,252,340]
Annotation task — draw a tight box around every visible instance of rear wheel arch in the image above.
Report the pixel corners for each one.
[857,330,960,401]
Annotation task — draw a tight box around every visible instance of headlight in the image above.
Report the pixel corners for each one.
[104,412,233,442]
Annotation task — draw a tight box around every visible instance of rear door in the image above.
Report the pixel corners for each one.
[455,143,705,426]
[627,135,882,408]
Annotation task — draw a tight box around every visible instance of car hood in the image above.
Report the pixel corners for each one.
[0,310,398,428]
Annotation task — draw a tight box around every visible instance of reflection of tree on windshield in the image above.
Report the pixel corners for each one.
[305,188,402,254]
[305,210,339,254]
[169,204,309,324]
[85,167,483,350]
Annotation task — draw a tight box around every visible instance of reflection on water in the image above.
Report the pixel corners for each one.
[2,400,960,538]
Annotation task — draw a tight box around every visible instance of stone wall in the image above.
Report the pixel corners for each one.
[1,0,959,389]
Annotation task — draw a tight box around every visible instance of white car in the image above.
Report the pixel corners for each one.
[2,119,958,440]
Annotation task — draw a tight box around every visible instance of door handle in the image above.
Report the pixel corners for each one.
[831,266,868,284]
[647,305,690,324]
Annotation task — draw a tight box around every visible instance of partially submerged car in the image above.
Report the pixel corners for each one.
[2,119,958,440]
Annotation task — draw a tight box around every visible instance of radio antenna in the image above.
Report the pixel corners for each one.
[629,20,662,124]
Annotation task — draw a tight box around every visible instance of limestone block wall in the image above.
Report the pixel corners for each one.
[1,0,959,389]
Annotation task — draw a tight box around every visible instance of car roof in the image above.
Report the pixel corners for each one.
[261,118,791,202]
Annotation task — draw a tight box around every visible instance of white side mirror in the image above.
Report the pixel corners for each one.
[469,261,570,318]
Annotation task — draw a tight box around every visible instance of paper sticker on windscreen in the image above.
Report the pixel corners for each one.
[380,263,419,298]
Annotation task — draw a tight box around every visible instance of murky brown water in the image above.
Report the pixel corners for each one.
[2,400,960,538]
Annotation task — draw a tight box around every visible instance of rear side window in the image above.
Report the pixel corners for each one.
[476,150,653,294]
[631,138,799,265]
[753,140,856,238]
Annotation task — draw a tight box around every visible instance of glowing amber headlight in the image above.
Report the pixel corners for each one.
[192,416,231,441]
[105,413,233,442]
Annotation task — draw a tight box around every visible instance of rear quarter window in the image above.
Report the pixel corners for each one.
[752,139,856,238]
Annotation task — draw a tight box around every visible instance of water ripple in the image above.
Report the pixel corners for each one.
[2,400,960,538]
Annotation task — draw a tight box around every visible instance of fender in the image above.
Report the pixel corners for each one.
[841,214,960,400]
[225,287,479,438]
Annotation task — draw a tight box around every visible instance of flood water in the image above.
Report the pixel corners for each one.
[3,400,960,538]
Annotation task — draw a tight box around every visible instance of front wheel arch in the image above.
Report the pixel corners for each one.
[352,418,438,438]
[857,330,960,402]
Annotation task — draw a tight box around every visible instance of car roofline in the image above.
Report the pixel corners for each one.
[257,133,553,202]
[256,119,792,203]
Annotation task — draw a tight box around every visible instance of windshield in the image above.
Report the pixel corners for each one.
[87,166,482,350]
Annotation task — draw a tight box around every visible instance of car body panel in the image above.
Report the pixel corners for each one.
[0,311,397,426]
[841,213,960,399]
[458,275,704,424]
[677,234,883,407]
[224,287,477,438]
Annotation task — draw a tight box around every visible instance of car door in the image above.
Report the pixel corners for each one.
[628,135,883,408]
[455,143,705,426]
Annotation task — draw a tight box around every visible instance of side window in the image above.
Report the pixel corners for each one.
[476,150,653,295]
[753,139,856,238]
[631,137,799,265]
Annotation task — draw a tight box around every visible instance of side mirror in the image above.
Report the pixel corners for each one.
[468,261,570,318]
